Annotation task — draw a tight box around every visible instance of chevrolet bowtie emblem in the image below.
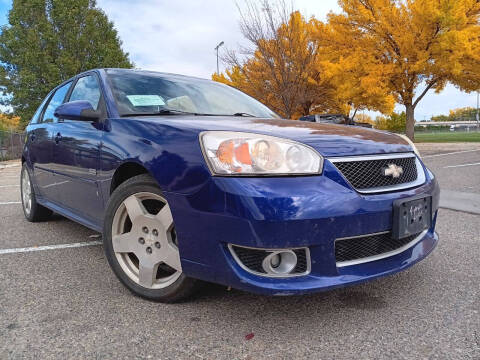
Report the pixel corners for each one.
[383,163,403,178]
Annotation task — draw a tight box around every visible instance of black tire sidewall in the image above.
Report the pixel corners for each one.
[103,174,197,302]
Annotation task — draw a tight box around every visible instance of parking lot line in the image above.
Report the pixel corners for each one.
[0,185,19,188]
[0,201,21,205]
[422,149,480,158]
[444,162,480,169]
[0,241,102,255]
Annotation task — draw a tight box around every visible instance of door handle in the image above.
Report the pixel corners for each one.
[55,132,62,144]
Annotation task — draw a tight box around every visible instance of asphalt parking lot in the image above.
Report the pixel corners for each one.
[1,145,479,359]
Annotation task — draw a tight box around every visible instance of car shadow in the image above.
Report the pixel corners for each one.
[187,265,428,319]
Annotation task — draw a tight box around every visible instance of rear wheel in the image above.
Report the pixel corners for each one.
[20,163,52,222]
[103,174,199,302]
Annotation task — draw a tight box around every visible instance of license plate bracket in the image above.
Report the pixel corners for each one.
[393,195,432,239]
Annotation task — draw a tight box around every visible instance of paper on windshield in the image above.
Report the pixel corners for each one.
[126,95,165,107]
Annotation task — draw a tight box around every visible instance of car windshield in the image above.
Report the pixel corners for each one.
[106,70,279,118]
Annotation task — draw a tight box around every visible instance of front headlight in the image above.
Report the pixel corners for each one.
[397,134,421,158]
[200,131,323,175]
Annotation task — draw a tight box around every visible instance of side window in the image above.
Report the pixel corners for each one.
[69,75,101,110]
[41,82,72,123]
[30,93,51,124]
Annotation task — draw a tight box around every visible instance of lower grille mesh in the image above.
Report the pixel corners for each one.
[231,246,266,273]
[335,232,422,264]
[230,246,308,275]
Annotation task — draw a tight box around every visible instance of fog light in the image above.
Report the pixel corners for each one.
[270,254,281,268]
[228,244,311,278]
[262,250,297,275]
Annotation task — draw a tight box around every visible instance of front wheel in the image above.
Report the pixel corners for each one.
[103,174,200,302]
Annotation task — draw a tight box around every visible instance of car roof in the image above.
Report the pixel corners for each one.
[54,68,216,93]
[100,68,212,82]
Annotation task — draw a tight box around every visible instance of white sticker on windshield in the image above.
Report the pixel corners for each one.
[126,95,165,107]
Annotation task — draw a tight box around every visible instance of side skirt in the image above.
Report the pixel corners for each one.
[36,196,103,233]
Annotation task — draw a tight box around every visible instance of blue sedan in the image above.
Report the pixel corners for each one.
[21,68,439,302]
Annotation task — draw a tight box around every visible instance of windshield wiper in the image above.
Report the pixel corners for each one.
[120,109,196,117]
[121,110,259,117]
[232,112,256,117]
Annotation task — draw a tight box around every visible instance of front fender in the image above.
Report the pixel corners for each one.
[99,118,212,204]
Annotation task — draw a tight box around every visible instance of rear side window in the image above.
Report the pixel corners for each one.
[69,75,101,110]
[41,82,72,123]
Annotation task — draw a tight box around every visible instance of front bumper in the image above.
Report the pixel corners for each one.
[164,160,440,295]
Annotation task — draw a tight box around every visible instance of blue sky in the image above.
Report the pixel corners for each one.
[0,0,8,26]
[0,0,478,120]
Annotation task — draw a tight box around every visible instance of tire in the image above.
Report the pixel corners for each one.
[103,174,200,302]
[20,163,53,222]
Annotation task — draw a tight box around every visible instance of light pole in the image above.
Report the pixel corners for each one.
[214,41,224,74]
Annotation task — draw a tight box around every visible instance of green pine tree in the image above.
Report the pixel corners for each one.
[0,0,133,127]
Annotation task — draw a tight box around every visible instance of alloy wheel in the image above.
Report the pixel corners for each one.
[21,169,32,216]
[111,192,182,289]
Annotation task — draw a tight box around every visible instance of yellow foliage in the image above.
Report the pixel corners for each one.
[0,113,21,130]
[214,0,480,137]
[314,20,395,116]
[448,107,476,118]
[321,0,480,139]
[354,113,375,125]
[213,11,345,118]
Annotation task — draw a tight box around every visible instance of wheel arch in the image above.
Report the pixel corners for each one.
[109,161,152,195]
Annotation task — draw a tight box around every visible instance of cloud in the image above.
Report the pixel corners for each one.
[98,0,244,77]
[97,0,477,118]
[413,84,478,120]
[0,0,476,118]
[97,0,339,78]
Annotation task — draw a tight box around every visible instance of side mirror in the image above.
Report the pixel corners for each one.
[54,100,101,121]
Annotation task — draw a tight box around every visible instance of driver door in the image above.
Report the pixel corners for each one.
[52,73,106,224]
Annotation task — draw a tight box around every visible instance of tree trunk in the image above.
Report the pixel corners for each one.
[351,107,358,121]
[405,103,415,141]
[302,101,312,116]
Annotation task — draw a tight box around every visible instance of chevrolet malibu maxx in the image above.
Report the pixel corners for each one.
[21,69,439,302]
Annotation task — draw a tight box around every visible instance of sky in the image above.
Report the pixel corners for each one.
[0,0,478,119]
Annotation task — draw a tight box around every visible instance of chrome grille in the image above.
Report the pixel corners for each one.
[330,153,423,193]
[335,231,424,266]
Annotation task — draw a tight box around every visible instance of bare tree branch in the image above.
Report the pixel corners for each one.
[413,78,437,108]
[220,0,328,118]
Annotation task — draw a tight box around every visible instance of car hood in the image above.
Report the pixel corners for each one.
[135,116,412,157]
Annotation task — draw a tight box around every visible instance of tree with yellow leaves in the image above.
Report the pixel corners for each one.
[0,112,21,131]
[354,113,375,126]
[214,1,342,119]
[315,19,395,119]
[323,0,480,139]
